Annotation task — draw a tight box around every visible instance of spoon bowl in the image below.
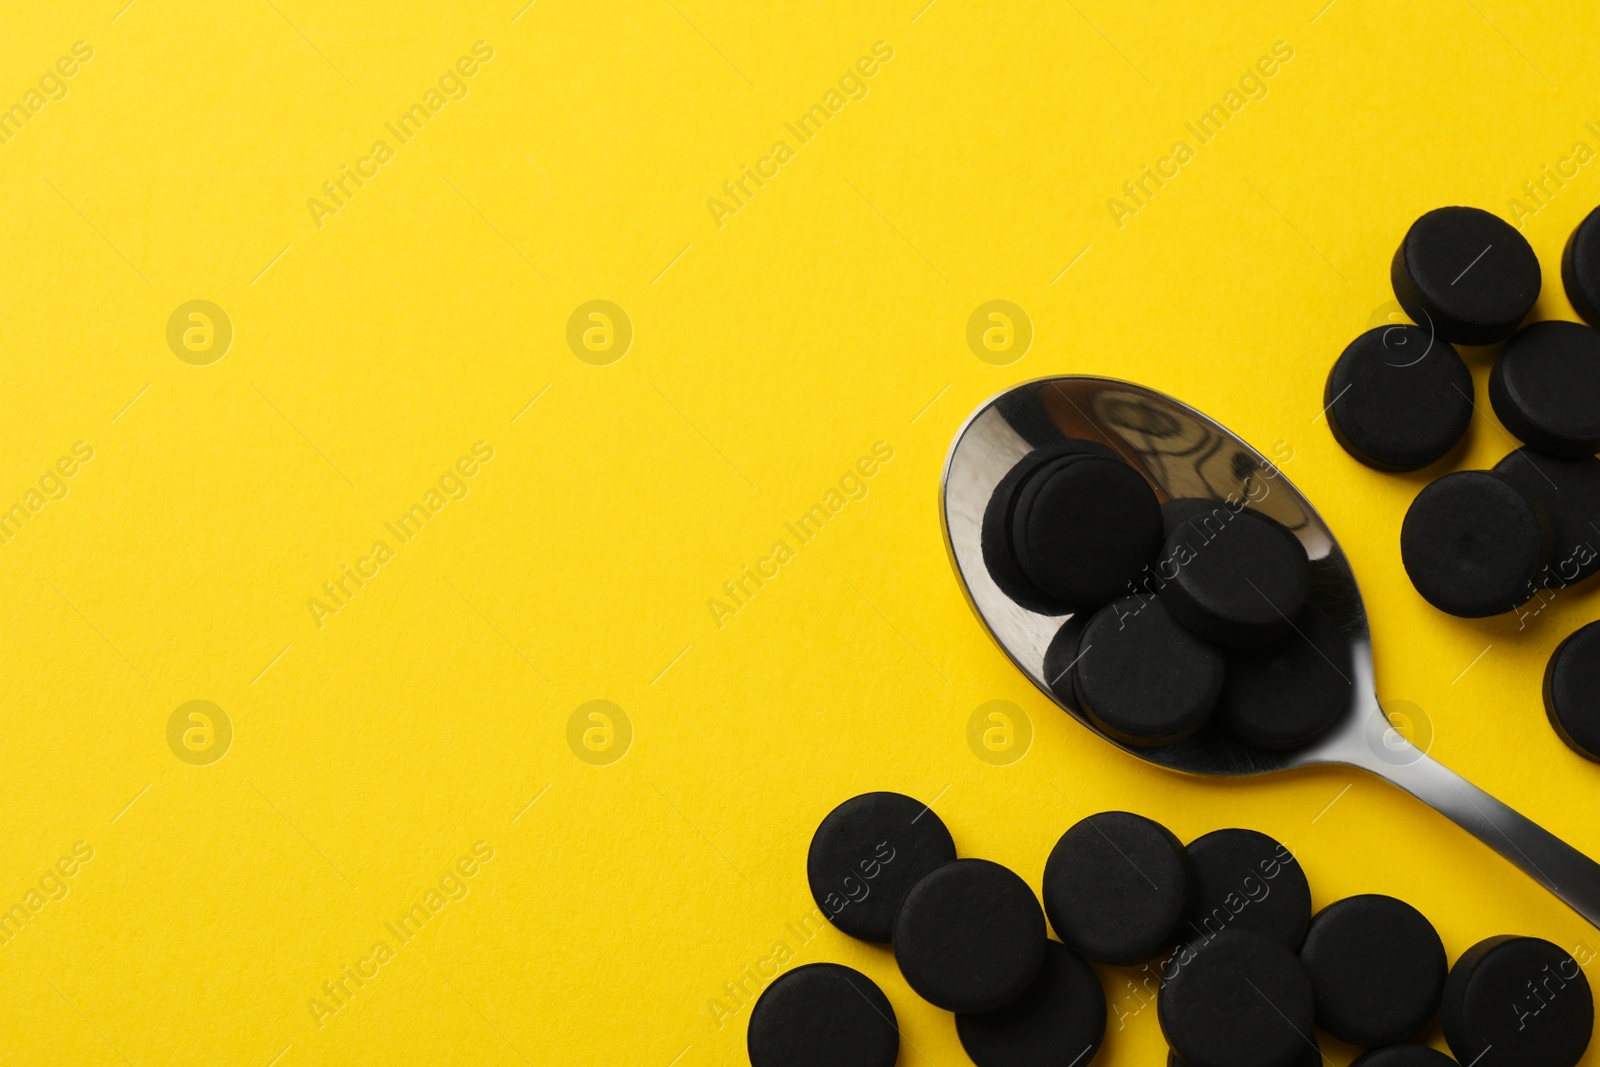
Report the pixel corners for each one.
[942,375,1600,928]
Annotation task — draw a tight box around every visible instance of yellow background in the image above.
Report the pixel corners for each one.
[1,0,1598,1063]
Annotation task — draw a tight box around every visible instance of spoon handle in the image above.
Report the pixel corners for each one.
[1344,720,1600,929]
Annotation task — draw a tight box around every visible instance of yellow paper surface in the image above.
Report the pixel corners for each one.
[2,0,1599,1063]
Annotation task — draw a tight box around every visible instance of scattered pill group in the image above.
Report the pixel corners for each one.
[753,203,1600,1067]
[746,795,1595,1067]
[1323,204,1600,759]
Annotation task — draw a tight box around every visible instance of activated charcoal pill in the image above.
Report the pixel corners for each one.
[1563,205,1600,329]
[1074,597,1224,746]
[1159,507,1310,649]
[982,441,1122,614]
[1218,605,1353,751]
[1350,1049,1457,1067]
[1493,446,1600,584]
[1042,614,1088,711]
[747,963,899,1067]
[1010,453,1163,612]
[1392,206,1540,346]
[955,940,1107,1067]
[1298,894,1447,1047]
[1182,828,1311,951]
[807,792,957,943]
[1171,1039,1322,1067]
[1442,935,1592,1067]
[1043,811,1194,966]
[1326,325,1473,471]
[1544,621,1600,762]
[1400,470,1551,617]
[1490,320,1600,459]
[1159,929,1316,1067]
[893,859,1046,1014]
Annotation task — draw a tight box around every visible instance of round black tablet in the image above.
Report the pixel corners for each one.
[1159,506,1310,648]
[1493,446,1600,584]
[1563,205,1600,329]
[1042,614,1088,710]
[983,441,1122,613]
[1162,497,1242,540]
[894,859,1047,1013]
[1010,452,1163,612]
[1298,894,1447,1047]
[1350,1048,1458,1067]
[1490,320,1600,459]
[747,962,899,1067]
[1170,1037,1322,1067]
[1400,470,1551,617]
[1042,810,1194,966]
[807,791,958,943]
[955,940,1107,1067]
[1182,829,1311,951]
[1073,598,1225,746]
[1544,621,1600,761]
[1325,325,1474,471]
[1218,605,1353,751]
[1159,929,1316,1067]
[1392,206,1540,346]
[1442,935,1593,1067]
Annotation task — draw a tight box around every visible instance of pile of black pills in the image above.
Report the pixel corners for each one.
[748,797,1595,1067]
[1323,204,1600,761]
[1323,205,1600,619]
[988,436,1352,753]
[756,791,1107,1067]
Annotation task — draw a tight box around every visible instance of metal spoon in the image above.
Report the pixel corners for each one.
[940,374,1600,929]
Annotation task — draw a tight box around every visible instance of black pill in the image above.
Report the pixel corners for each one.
[807,792,958,943]
[1160,507,1310,648]
[1400,470,1551,617]
[1043,811,1194,966]
[1182,829,1311,951]
[1298,894,1447,1047]
[1325,325,1474,471]
[1159,929,1316,1067]
[893,859,1047,1013]
[1218,605,1353,751]
[1162,497,1241,541]
[1073,597,1224,746]
[747,962,899,1067]
[1563,205,1600,329]
[1350,1048,1458,1067]
[1042,614,1088,710]
[1170,1037,1322,1067]
[983,441,1121,613]
[1490,321,1600,459]
[1544,621,1600,761]
[1392,206,1540,346]
[955,940,1107,1067]
[1442,935,1593,1067]
[1010,453,1163,612]
[1493,446,1600,584]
